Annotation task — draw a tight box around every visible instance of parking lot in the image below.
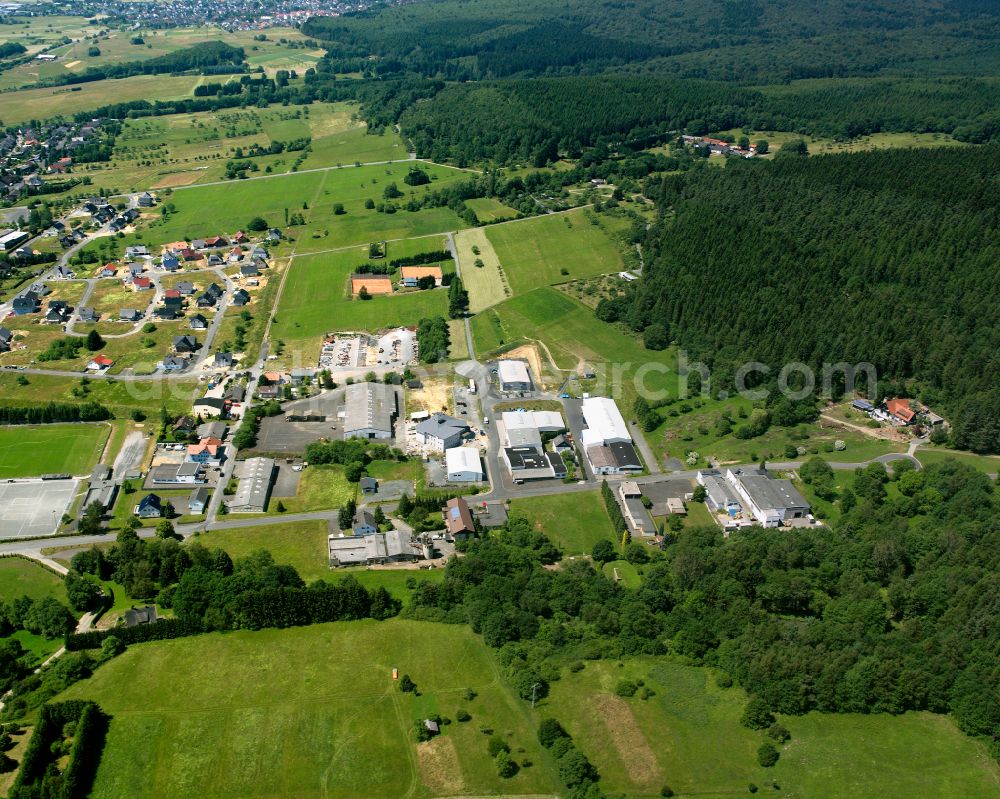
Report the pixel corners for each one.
[256,390,345,454]
[0,480,78,538]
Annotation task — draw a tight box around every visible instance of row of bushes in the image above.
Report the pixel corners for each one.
[66,617,203,651]
[389,250,450,268]
[0,402,112,425]
[9,700,108,799]
[601,479,627,536]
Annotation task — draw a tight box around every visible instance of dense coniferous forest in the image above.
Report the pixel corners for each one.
[303,0,1000,82]
[613,145,1000,450]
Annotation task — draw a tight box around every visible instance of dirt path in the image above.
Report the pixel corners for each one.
[820,412,907,442]
[593,694,662,787]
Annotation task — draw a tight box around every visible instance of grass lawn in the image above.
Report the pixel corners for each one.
[193,521,330,583]
[0,557,66,603]
[268,464,355,514]
[602,559,641,588]
[454,227,509,313]
[916,448,1000,475]
[484,207,627,294]
[109,489,202,530]
[464,197,518,222]
[60,619,560,799]
[508,490,615,556]
[0,373,198,417]
[546,658,1000,799]
[0,422,110,478]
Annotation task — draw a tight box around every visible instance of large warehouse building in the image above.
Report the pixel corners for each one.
[497,359,533,392]
[446,446,484,482]
[581,396,642,475]
[343,382,397,439]
[229,457,275,513]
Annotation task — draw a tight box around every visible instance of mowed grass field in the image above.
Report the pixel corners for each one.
[484,207,628,294]
[464,197,518,222]
[60,620,560,799]
[0,422,109,478]
[546,658,1000,799]
[509,490,616,556]
[0,74,201,126]
[454,227,509,312]
[0,557,66,603]
[0,373,198,417]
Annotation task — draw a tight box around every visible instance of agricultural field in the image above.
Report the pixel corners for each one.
[75,102,407,194]
[0,74,202,126]
[508,490,615,557]
[0,372,198,417]
[95,160,469,255]
[484,207,629,294]
[547,658,1000,799]
[463,197,518,222]
[0,422,110,478]
[60,620,560,799]
[453,227,509,312]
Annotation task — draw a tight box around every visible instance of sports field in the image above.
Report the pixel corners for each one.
[484,207,628,294]
[0,423,109,478]
[547,658,1000,799]
[60,620,560,799]
[509,490,615,556]
[272,243,451,362]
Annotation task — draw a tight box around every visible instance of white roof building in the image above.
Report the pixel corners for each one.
[497,359,532,391]
[229,457,275,513]
[446,447,484,482]
[581,396,631,445]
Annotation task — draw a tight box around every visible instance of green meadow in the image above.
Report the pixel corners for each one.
[0,557,66,604]
[485,207,629,294]
[508,490,616,556]
[95,161,469,254]
[546,658,1000,799]
[0,373,198,417]
[0,422,109,478]
[60,620,560,799]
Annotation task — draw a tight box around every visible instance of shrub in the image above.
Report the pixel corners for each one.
[487,735,510,757]
[767,723,791,743]
[399,674,415,692]
[615,679,638,697]
[537,718,567,748]
[495,749,518,778]
[757,742,779,767]
[741,697,774,730]
[660,785,675,797]
[456,709,471,722]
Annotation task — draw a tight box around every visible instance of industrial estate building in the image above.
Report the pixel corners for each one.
[697,467,810,527]
[581,397,642,474]
[496,359,533,392]
[344,382,397,439]
[445,447,484,482]
[497,409,567,482]
[229,457,276,513]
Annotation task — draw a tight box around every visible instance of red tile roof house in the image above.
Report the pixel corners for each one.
[885,398,916,425]
[87,354,114,371]
[204,236,228,248]
[232,231,249,244]
[132,276,152,291]
[180,248,201,261]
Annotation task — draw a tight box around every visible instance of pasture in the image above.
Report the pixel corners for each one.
[77,103,407,194]
[484,207,628,294]
[547,658,1000,799]
[453,227,509,312]
[0,74,201,126]
[0,422,109,478]
[464,197,518,222]
[103,160,469,254]
[60,620,560,799]
[508,490,615,556]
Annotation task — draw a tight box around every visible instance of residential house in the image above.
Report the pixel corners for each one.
[207,253,224,266]
[196,421,226,440]
[161,252,180,271]
[400,265,443,287]
[192,396,226,418]
[885,398,916,426]
[232,230,249,244]
[189,313,208,330]
[124,606,158,627]
[173,335,199,353]
[162,289,183,308]
[87,354,114,371]
[352,509,379,536]
[153,307,179,321]
[0,327,13,352]
[12,291,39,315]
[414,412,468,451]
[132,276,152,291]
[232,288,250,306]
[187,441,223,465]
[162,355,190,372]
[176,281,195,296]
[78,307,98,324]
[360,477,378,495]
[188,487,209,514]
[125,245,149,259]
[204,235,228,248]
[172,415,197,436]
[98,264,117,278]
[119,308,140,322]
[137,192,155,208]
[266,228,282,243]
[240,262,259,278]
[135,493,163,518]
[214,351,234,369]
[444,497,476,539]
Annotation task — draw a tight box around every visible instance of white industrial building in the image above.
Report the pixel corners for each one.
[581,396,642,474]
[446,447,484,482]
[696,467,810,527]
[328,529,423,566]
[498,410,565,449]
[414,412,468,451]
[497,359,533,392]
[229,457,275,513]
[343,382,397,439]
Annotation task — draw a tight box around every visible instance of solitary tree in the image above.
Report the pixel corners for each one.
[85,329,104,351]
